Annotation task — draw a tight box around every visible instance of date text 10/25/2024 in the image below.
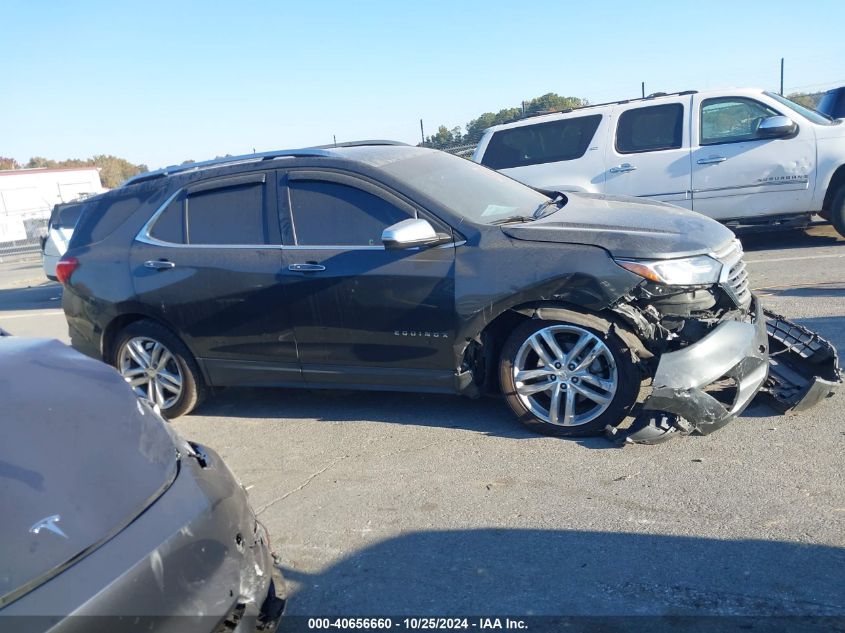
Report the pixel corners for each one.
[306,618,528,630]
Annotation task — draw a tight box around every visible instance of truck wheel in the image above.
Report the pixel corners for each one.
[112,320,206,418]
[500,318,640,437]
[830,187,845,238]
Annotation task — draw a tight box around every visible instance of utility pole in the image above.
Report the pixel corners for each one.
[641,82,645,98]
[522,101,526,116]
[780,58,784,95]
[420,119,425,144]
[333,135,337,146]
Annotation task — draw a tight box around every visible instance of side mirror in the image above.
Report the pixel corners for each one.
[382,218,447,250]
[757,115,797,139]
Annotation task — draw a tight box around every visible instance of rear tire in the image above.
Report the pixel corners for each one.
[112,320,206,418]
[830,187,845,238]
[499,317,640,437]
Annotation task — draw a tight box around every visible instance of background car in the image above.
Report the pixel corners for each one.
[0,333,285,631]
[42,200,85,280]
[472,88,845,237]
[817,86,845,120]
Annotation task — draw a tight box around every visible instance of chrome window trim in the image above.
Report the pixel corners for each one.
[136,181,466,252]
[135,180,282,249]
[283,244,386,251]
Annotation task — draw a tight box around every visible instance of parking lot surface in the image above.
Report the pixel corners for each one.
[1,225,843,619]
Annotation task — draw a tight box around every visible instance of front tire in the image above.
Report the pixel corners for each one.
[499,318,640,437]
[112,320,206,418]
[830,187,845,238]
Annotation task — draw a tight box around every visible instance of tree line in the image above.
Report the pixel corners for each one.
[422,93,589,149]
[0,155,149,189]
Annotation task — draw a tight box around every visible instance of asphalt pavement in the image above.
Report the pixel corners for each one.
[1,226,843,620]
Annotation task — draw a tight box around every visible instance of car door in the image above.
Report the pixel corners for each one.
[603,98,693,209]
[278,169,457,391]
[131,171,302,386]
[690,94,816,220]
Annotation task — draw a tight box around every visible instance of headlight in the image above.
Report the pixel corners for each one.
[615,255,722,286]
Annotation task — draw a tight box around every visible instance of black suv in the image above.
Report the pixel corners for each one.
[60,143,838,441]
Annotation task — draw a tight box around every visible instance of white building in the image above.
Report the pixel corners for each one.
[0,167,105,243]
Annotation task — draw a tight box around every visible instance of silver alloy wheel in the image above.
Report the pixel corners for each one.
[117,336,183,410]
[513,324,618,426]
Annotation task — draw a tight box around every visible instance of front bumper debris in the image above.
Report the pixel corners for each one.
[608,297,840,445]
[759,309,841,412]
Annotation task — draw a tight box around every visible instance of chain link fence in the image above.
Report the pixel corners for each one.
[0,213,48,259]
[420,141,480,159]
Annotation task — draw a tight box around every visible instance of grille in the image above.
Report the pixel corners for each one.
[713,239,751,308]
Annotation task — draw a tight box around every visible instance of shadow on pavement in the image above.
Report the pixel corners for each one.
[756,284,845,300]
[740,223,844,253]
[278,529,845,621]
[198,388,541,440]
[0,283,62,311]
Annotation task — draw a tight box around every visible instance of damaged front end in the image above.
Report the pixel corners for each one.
[607,241,840,445]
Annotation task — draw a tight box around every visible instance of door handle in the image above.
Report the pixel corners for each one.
[609,163,637,173]
[697,156,727,165]
[144,259,175,270]
[288,263,326,272]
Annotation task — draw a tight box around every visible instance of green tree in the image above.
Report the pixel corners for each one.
[90,155,148,188]
[26,157,57,169]
[424,125,464,149]
[787,92,823,110]
[459,93,588,144]
[523,93,587,116]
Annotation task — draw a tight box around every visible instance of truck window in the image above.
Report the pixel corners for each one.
[700,97,779,145]
[481,115,602,169]
[615,104,683,154]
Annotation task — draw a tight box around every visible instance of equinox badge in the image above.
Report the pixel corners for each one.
[30,514,68,539]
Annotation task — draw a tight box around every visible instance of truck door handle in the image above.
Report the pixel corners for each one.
[144,259,175,270]
[288,263,326,272]
[697,156,727,165]
[609,163,637,173]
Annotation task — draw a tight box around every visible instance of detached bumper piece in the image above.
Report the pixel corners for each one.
[608,299,840,446]
[760,309,841,412]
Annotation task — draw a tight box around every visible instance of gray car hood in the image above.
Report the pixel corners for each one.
[502,192,736,259]
[0,338,179,607]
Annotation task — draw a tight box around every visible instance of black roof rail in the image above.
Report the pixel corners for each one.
[311,139,409,149]
[123,140,409,187]
[124,149,331,186]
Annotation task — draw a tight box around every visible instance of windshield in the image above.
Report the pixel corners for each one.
[380,151,552,224]
[765,91,834,125]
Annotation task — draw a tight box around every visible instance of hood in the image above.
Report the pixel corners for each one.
[0,338,180,608]
[502,192,735,259]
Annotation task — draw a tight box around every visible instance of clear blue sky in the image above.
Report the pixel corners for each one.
[3,0,844,169]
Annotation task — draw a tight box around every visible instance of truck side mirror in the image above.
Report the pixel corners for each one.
[757,115,797,139]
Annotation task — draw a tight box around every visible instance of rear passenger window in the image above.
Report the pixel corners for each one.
[481,115,602,169]
[149,197,184,243]
[616,104,684,154]
[289,181,410,246]
[186,183,275,245]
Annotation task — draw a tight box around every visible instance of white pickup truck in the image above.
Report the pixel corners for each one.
[472,88,845,236]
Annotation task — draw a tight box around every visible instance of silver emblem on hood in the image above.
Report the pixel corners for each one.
[29,514,68,539]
